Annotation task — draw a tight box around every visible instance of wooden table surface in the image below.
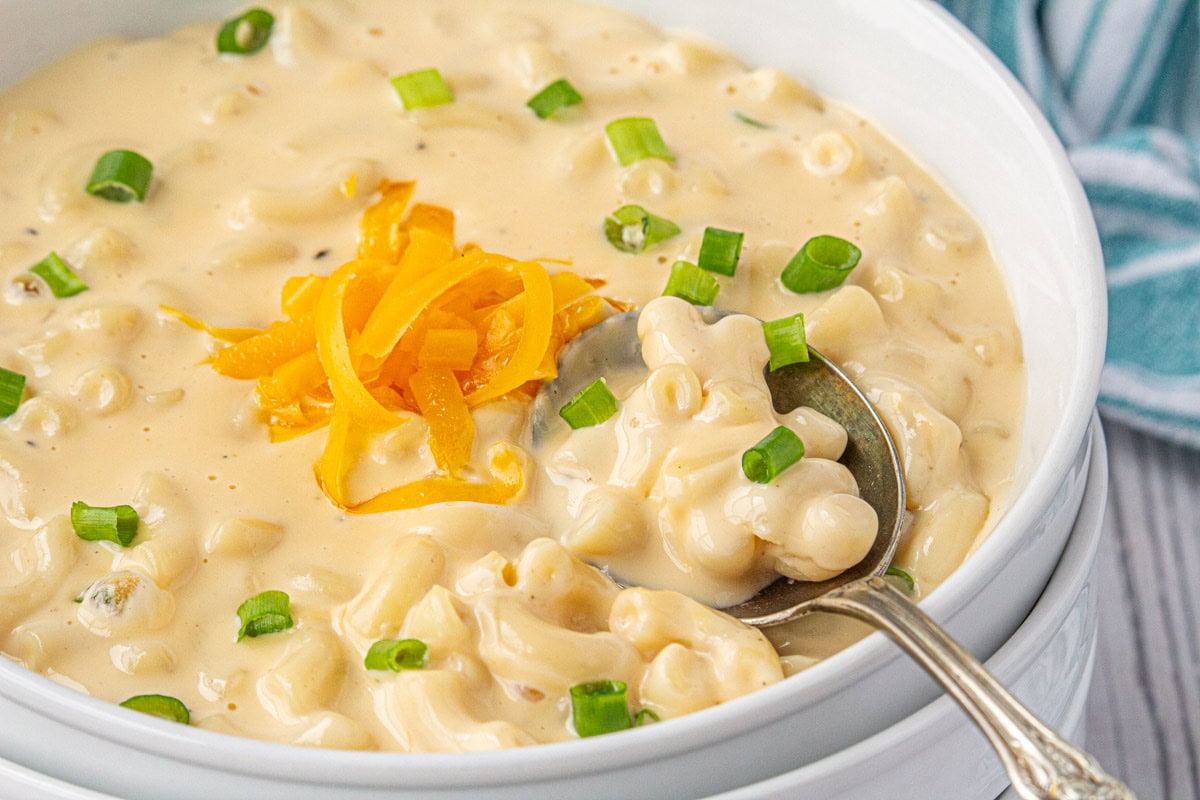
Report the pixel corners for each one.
[1086,420,1200,800]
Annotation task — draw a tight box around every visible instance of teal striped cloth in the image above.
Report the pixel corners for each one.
[943,0,1200,448]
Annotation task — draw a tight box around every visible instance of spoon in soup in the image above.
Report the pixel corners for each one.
[532,308,1133,800]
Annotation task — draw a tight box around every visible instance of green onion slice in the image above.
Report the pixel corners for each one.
[762,313,809,371]
[697,227,744,276]
[86,150,153,203]
[662,260,720,306]
[885,565,916,593]
[604,204,681,253]
[634,708,660,727]
[742,426,806,484]
[216,8,275,55]
[780,235,862,294]
[733,111,771,129]
[571,680,633,738]
[236,590,294,641]
[70,501,139,547]
[391,68,454,110]
[0,368,26,417]
[605,117,674,166]
[29,252,87,298]
[527,78,582,119]
[364,638,430,671]
[120,694,190,725]
[559,378,618,430]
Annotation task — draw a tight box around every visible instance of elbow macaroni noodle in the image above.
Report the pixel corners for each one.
[543,297,878,606]
[0,0,1023,750]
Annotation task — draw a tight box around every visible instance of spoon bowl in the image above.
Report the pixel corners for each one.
[535,307,1133,800]
[749,341,905,622]
[532,307,906,623]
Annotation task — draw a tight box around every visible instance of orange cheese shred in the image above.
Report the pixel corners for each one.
[281,275,328,319]
[463,258,555,407]
[405,202,455,241]
[256,350,327,408]
[345,444,526,515]
[357,180,415,262]
[315,260,403,430]
[354,227,461,364]
[410,367,475,475]
[179,180,619,513]
[159,305,263,344]
[418,328,478,370]
[209,315,317,380]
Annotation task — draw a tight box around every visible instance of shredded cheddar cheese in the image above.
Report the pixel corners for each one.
[170,179,620,512]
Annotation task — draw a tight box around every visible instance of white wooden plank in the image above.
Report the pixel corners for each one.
[1086,421,1200,800]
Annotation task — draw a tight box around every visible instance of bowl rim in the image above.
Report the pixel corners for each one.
[0,0,1107,787]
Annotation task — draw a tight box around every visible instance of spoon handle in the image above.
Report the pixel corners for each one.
[812,576,1134,800]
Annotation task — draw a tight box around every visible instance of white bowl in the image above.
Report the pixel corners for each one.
[0,0,1106,797]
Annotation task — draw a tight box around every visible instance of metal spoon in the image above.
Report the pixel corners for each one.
[533,308,1133,800]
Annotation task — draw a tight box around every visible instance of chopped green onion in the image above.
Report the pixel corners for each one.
[605,117,673,166]
[697,227,744,276]
[559,378,618,430]
[120,694,190,725]
[662,260,720,306]
[236,590,294,641]
[733,111,771,129]
[780,235,862,294]
[86,150,153,203]
[364,638,429,671]
[0,368,26,417]
[762,313,809,371]
[570,680,633,738]
[634,708,660,726]
[391,68,454,110]
[216,8,275,55]
[603,204,681,253]
[885,565,916,593]
[526,78,582,119]
[70,501,139,547]
[742,426,805,484]
[29,252,87,298]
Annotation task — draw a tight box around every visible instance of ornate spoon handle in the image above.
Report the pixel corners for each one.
[812,576,1135,800]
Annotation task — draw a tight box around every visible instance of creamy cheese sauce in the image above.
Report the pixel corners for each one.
[0,0,1023,750]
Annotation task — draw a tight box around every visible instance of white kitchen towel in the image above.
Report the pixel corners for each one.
[942,0,1200,447]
